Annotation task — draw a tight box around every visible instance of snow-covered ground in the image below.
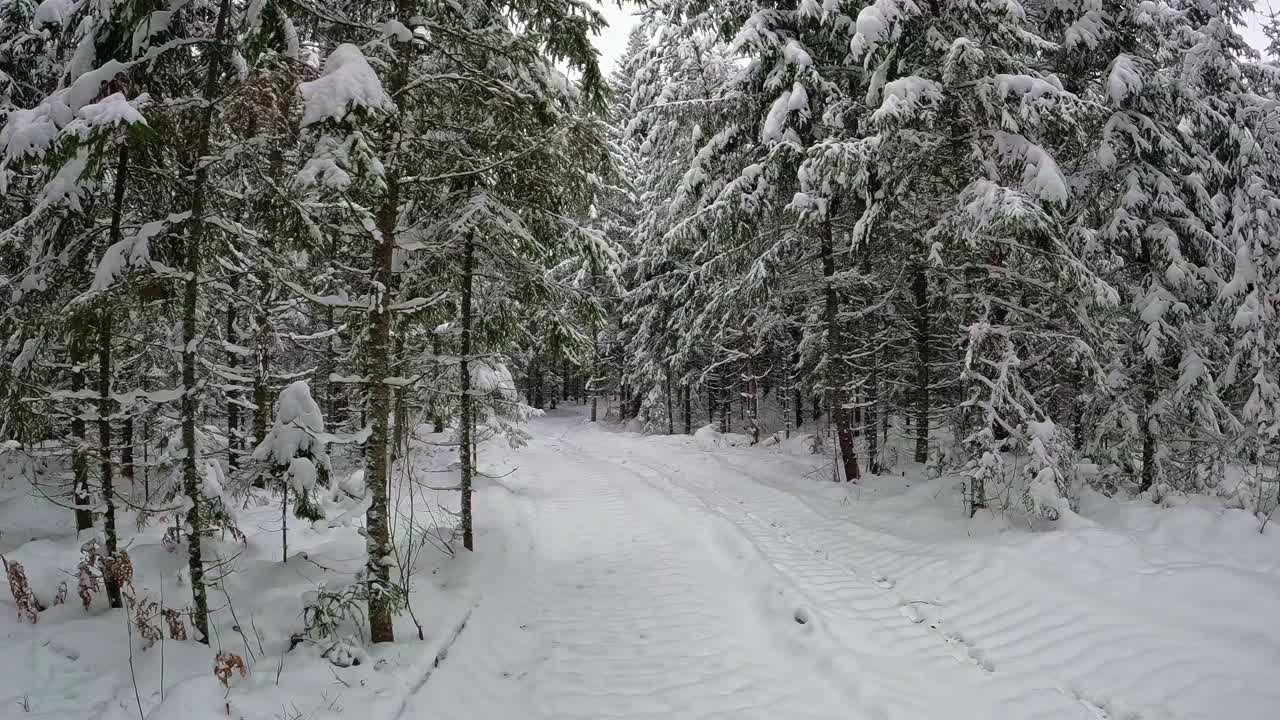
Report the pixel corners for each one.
[3,405,1279,719]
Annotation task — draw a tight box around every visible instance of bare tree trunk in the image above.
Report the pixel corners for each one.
[180,0,234,645]
[562,357,571,404]
[71,344,92,532]
[682,381,692,434]
[97,306,121,611]
[459,230,476,551]
[1140,361,1156,492]
[121,417,134,488]
[97,143,130,610]
[226,292,240,471]
[366,142,398,644]
[431,334,445,432]
[719,370,730,434]
[913,264,930,464]
[590,330,599,422]
[665,368,674,434]
[821,215,859,482]
[365,193,396,643]
[281,484,288,563]
[391,334,407,462]
[863,248,880,475]
[782,364,793,440]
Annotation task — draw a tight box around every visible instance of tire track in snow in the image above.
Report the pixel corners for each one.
[408,428,857,720]
[589,441,1031,720]
[613,433,1277,720]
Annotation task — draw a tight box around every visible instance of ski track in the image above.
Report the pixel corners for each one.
[406,411,1278,720]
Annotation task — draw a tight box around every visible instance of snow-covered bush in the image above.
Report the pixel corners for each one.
[253,380,333,522]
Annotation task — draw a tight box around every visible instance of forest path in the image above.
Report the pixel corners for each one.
[404,407,1279,720]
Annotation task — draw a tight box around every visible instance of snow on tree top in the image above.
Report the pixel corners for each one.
[300,43,391,127]
[33,0,74,28]
[252,380,327,466]
[851,0,914,57]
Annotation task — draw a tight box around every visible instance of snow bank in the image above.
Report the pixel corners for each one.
[693,424,753,450]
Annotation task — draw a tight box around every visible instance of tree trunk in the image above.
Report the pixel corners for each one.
[97,306,121,611]
[251,296,272,487]
[281,483,288,563]
[391,334,407,462]
[121,417,134,487]
[430,333,445,432]
[681,382,692,434]
[365,192,396,644]
[590,330,599,422]
[225,292,240,471]
[459,230,476,551]
[562,357,571,404]
[821,215,859,482]
[1140,361,1156,492]
[719,370,730,434]
[863,248,880,475]
[97,143,130,610]
[783,366,793,440]
[665,368,674,434]
[71,343,92,532]
[362,0,420,645]
[180,0,233,646]
[912,264,931,464]
[365,142,398,644]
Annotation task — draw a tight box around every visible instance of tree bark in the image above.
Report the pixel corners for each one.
[590,330,599,422]
[719,370,730,434]
[863,246,880,475]
[365,133,398,645]
[1139,361,1156,492]
[98,143,130,610]
[96,305,121,619]
[365,186,396,643]
[682,381,691,434]
[665,368,674,434]
[71,346,92,532]
[121,417,134,487]
[180,0,234,645]
[225,290,240,471]
[459,230,476,551]
[912,263,931,464]
[821,215,859,482]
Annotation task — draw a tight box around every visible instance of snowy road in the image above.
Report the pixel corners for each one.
[407,408,1280,720]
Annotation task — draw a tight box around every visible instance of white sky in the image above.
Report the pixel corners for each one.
[591,2,1275,72]
[594,2,640,73]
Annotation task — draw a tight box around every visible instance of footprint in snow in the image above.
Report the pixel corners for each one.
[898,604,924,624]
[874,576,895,589]
[942,631,995,672]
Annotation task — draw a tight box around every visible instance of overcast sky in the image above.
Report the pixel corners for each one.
[592,3,1275,72]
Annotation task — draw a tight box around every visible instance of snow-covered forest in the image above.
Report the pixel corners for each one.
[2,1,1279,718]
